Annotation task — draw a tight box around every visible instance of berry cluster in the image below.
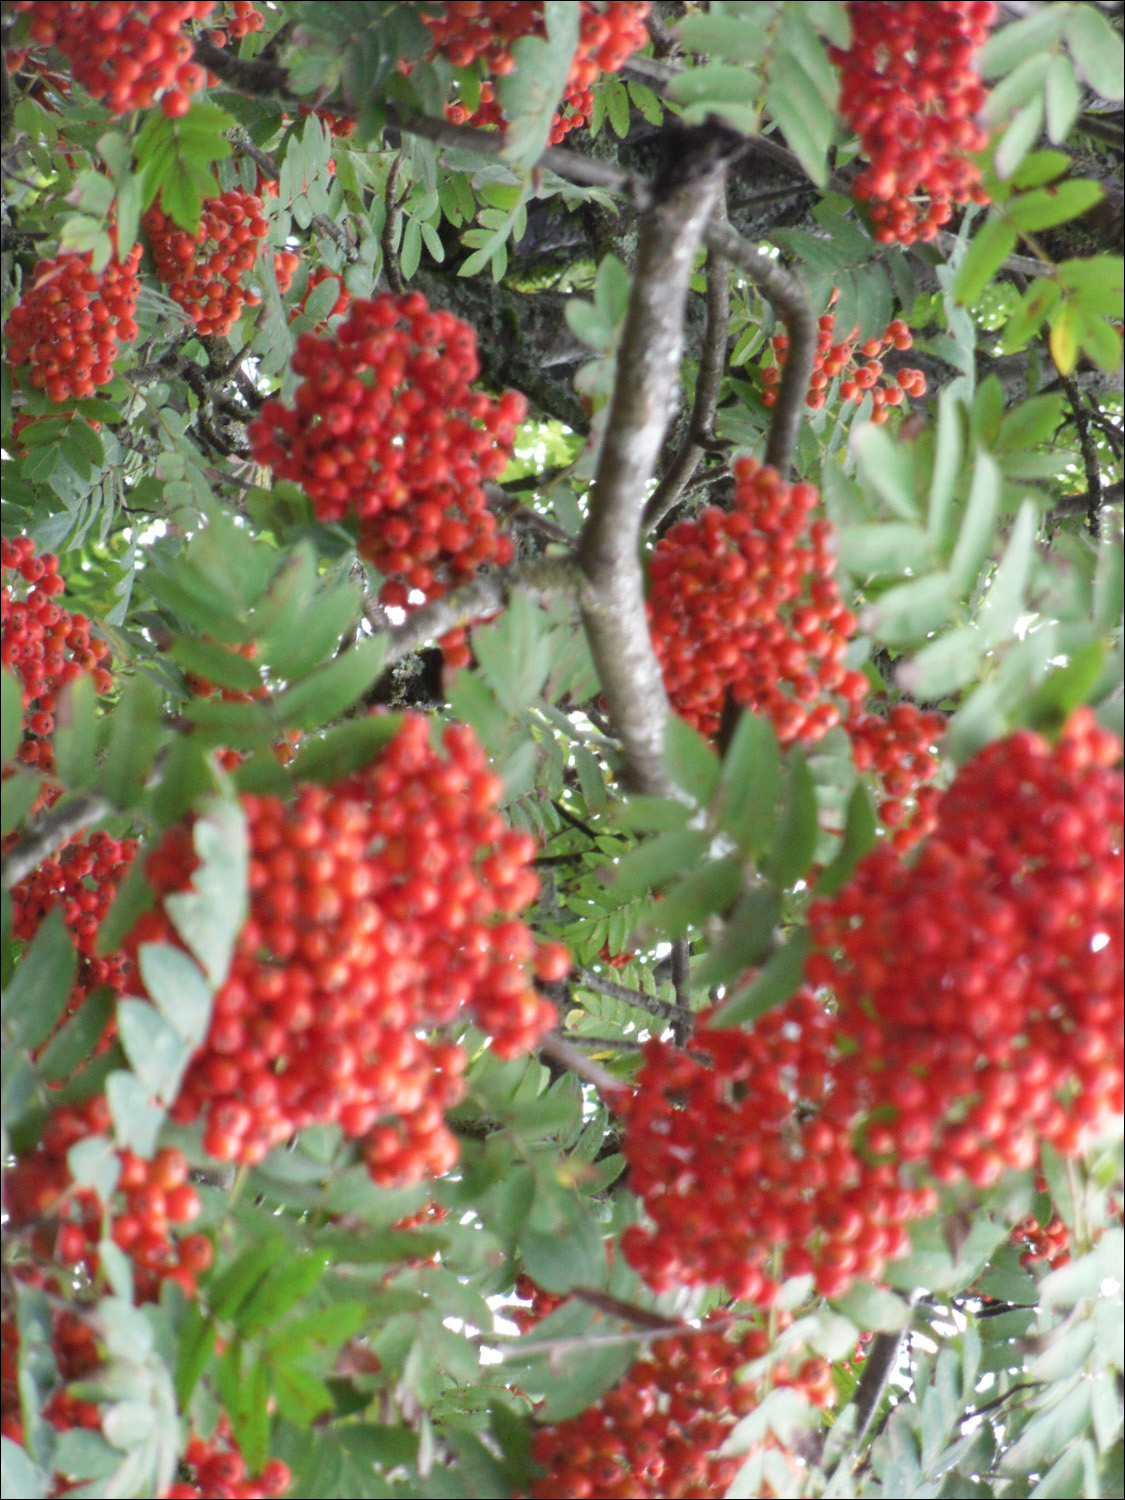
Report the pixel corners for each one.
[250,292,524,611]
[9,829,139,1042]
[1,537,114,772]
[11,1,216,118]
[648,458,870,745]
[831,2,996,244]
[807,710,1123,1187]
[510,1272,565,1333]
[144,189,282,336]
[205,0,265,50]
[529,1322,831,1500]
[1011,1207,1070,1270]
[762,301,927,421]
[619,993,933,1302]
[167,1420,290,1499]
[3,1098,211,1304]
[126,714,562,1181]
[4,244,142,404]
[428,1,651,143]
[848,703,945,851]
[1,1298,102,1449]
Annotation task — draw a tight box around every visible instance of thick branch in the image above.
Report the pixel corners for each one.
[643,190,732,531]
[578,130,731,797]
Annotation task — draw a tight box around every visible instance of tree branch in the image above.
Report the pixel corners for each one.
[1,792,113,891]
[700,217,815,477]
[381,554,580,665]
[643,188,732,531]
[574,968,689,1027]
[538,1033,626,1096]
[1059,371,1105,536]
[577,129,732,797]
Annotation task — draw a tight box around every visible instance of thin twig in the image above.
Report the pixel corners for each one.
[643,187,733,531]
[700,217,815,477]
[382,151,407,295]
[538,1033,626,1096]
[1059,371,1104,536]
[1,793,113,891]
[574,969,687,1026]
[382,554,580,665]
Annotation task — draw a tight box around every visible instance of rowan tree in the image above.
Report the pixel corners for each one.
[1,4,1123,1499]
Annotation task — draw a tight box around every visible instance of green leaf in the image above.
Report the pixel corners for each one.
[690,885,780,991]
[670,63,761,106]
[117,1000,191,1104]
[101,675,164,810]
[613,829,710,900]
[676,13,773,63]
[832,1283,911,1332]
[105,1069,164,1157]
[652,854,744,940]
[497,1,580,169]
[0,772,42,839]
[275,635,387,730]
[897,625,982,699]
[1074,308,1124,374]
[36,987,115,1084]
[852,424,920,520]
[715,710,781,857]
[2,671,24,767]
[955,216,1019,306]
[52,675,100,791]
[168,638,264,694]
[766,56,835,186]
[288,714,401,784]
[209,1237,291,1323]
[864,573,957,647]
[712,929,809,1026]
[1,1436,47,1499]
[837,523,933,578]
[137,944,211,1049]
[979,6,1069,76]
[663,715,720,805]
[950,451,1002,594]
[163,796,248,990]
[996,97,1046,180]
[2,907,76,1052]
[977,500,1037,649]
[815,782,877,897]
[472,595,552,713]
[1056,255,1125,316]
[1045,52,1081,142]
[763,749,818,890]
[1066,5,1125,98]
[238,1253,329,1337]
[1007,179,1103,232]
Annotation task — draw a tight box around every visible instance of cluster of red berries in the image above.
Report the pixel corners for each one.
[250,291,523,611]
[167,1420,290,1499]
[205,0,265,50]
[126,714,565,1181]
[510,1272,566,1333]
[1011,1207,1070,1270]
[618,992,934,1303]
[648,458,869,745]
[429,1,651,143]
[3,1097,212,1303]
[831,1,996,244]
[848,703,945,851]
[5,244,142,404]
[1,537,114,772]
[11,1,216,118]
[807,709,1123,1188]
[762,302,927,421]
[144,189,288,336]
[529,1322,831,1500]
[9,829,139,1041]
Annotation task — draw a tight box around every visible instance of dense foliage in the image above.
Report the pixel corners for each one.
[1,4,1123,1498]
